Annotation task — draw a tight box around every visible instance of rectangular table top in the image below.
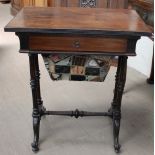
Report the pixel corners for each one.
[4,7,151,37]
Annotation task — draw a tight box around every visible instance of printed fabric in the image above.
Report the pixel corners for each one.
[42,54,112,82]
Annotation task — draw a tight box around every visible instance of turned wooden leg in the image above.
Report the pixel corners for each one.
[29,54,41,152]
[110,56,127,153]
[35,55,46,115]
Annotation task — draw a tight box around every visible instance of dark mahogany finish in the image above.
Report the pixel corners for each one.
[29,35,127,53]
[4,6,151,153]
[5,7,150,36]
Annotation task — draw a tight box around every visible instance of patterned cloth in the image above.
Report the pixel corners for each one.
[42,54,112,82]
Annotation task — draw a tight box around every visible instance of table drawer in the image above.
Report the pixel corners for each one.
[29,36,127,53]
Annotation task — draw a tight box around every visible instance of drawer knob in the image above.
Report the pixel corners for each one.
[73,41,80,48]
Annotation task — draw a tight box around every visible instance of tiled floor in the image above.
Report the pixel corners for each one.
[0,3,154,155]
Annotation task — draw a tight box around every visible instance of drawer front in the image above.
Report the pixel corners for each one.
[29,36,127,53]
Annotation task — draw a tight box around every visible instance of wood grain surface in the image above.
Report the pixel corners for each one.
[29,35,127,53]
[5,7,151,36]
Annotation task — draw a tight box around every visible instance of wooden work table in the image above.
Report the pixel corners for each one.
[4,7,151,153]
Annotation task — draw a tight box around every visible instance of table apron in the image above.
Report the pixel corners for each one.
[16,33,140,56]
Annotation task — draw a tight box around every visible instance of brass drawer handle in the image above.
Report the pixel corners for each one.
[73,41,80,48]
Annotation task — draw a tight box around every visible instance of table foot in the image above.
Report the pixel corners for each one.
[31,142,39,152]
[114,144,121,153]
[113,110,121,153]
[32,116,40,152]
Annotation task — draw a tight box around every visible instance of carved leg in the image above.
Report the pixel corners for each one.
[35,55,46,115]
[31,116,40,152]
[113,110,121,153]
[29,54,41,152]
[110,56,127,153]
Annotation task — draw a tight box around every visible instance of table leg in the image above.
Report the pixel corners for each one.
[35,54,46,114]
[147,52,154,84]
[29,54,43,152]
[110,56,127,153]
